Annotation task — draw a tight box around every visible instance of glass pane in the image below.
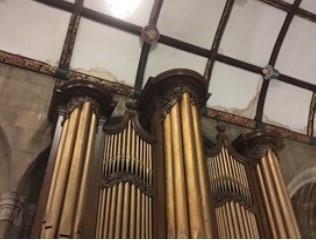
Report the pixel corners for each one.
[263,80,312,133]
[275,16,316,85]
[220,0,286,66]
[144,43,207,86]
[84,0,154,26]
[207,62,262,119]
[157,0,226,49]
[300,0,316,13]
[71,18,142,87]
[0,0,71,66]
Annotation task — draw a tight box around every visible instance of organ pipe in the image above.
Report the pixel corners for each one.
[32,80,114,238]
[137,69,215,238]
[234,130,301,238]
[96,112,155,239]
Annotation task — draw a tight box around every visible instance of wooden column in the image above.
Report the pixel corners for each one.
[137,69,215,238]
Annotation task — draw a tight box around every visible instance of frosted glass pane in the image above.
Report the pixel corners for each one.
[263,80,312,133]
[0,0,71,66]
[84,0,154,26]
[220,0,286,66]
[275,16,316,85]
[158,0,226,48]
[144,44,207,85]
[207,62,261,119]
[71,18,141,87]
[300,0,316,13]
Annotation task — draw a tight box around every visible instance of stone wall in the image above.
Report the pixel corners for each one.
[0,63,54,196]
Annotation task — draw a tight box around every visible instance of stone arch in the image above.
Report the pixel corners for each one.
[288,165,316,198]
[10,147,50,238]
[288,166,316,238]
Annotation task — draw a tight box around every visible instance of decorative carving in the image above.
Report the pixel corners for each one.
[141,24,160,44]
[65,96,100,119]
[102,172,153,196]
[206,108,311,144]
[247,143,270,161]
[161,86,199,117]
[206,108,256,129]
[0,50,56,76]
[67,71,133,96]
[262,65,280,80]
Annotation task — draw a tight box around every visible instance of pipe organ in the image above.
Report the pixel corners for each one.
[96,112,155,238]
[31,69,301,239]
[206,126,260,238]
[233,131,301,238]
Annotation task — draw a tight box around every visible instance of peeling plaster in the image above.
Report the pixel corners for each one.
[74,67,118,82]
[262,114,307,134]
[210,80,261,119]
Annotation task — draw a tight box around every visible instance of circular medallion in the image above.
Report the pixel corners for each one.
[141,24,160,44]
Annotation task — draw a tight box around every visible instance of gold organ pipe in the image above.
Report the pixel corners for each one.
[170,101,190,238]
[256,164,277,238]
[145,143,149,239]
[229,157,237,193]
[260,156,287,238]
[108,134,118,238]
[135,134,141,239]
[45,107,81,238]
[240,205,251,238]
[121,127,130,239]
[121,182,130,238]
[234,160,243,197]
[268,149,301,237]
[221,148,229,192]
[245,210,255,238]
[114,182,123,238]
[103,134,110,177]
[217,155,223,193]
[136,188,141,238]
[220,204,228,238]
[235,202,246,238]
[42,118,69,237]
[108,183,117,238]
[95,188,103,238]
[250,212,260,238]
[114,131,124,238]
[103,134,113,238]
[191,104,214,238]
[73,112,96,237]
[140,140,146,239]
[225,202,234,238]
[148,144,153,239]
[129,126,136,238]
[181,92,205,237]
[163,114,176,238]
[229,201,240,238]
[215,208,223,238]
[215,156,221,196]
[223,148,233,191]
[238,163,248,200]
[141,192,146,238]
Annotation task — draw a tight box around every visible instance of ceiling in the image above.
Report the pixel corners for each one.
[1,0,316,137]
